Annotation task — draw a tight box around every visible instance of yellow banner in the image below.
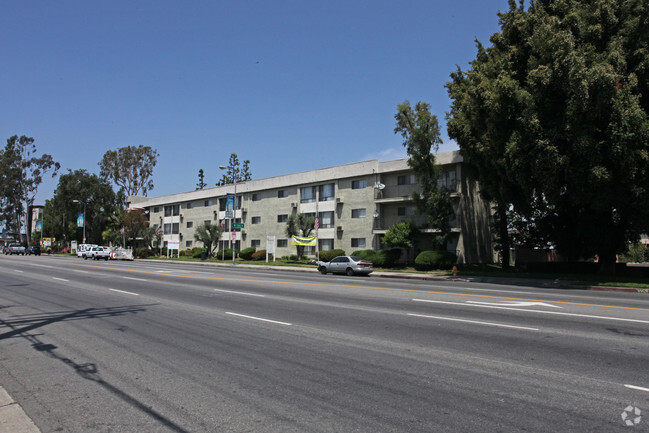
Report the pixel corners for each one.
[290,236,317,246]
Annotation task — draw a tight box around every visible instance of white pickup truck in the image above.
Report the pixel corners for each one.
[4,243,25,255]
[87,246,111,261]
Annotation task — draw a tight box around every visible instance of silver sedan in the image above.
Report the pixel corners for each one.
[318,256,373,276]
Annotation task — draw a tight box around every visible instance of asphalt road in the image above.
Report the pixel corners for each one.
[1,255,648,432]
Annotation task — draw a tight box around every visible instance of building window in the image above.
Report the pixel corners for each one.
[352,179,367,189]
[318,183,335,201]
[252,193,261,201]
[318,211,334,228]
[303,246,315,256]
[219,198,226,211]
[398,174,416,185]
[438,170,457,192]
[351,208,366,218]
[186,202,193,209]
[164,205,180,217]
[277,214,288,223]
[319,239,334,251]
[185,241,193,248]
[204,220,211,225]
[351,238,366,248]
[251,239,261,248]
[252,216,261,224]
[277,239,288,248]
[187,221,193,228]
[205,200,213,207]
[277,190,288,198]
[300,186,316,203]
[398,206,416,217]
[164,223,179,234]
[153,207,160,213]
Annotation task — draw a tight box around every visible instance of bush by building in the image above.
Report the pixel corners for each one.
[351,249,401,268]
[239,247,257,260]
[414,250,457,271]
[318,249,345,262]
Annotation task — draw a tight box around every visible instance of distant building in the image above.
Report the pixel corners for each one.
[127,151,495,264]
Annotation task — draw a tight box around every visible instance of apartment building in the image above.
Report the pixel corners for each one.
[127,150,495,264]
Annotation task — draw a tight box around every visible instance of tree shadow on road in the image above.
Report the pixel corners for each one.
[0,304,192,433]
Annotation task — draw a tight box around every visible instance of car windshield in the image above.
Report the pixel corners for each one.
[350,256,364,262]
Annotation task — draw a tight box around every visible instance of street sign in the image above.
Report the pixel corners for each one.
[232,222,244,229]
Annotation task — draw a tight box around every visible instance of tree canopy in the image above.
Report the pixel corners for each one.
[446,0,649,273]
[0,135,60,245]
[394,101,453,249]
[44,169,121,246]
[217,153,252,186]
[193,222,223,257]
[99,145,159,197]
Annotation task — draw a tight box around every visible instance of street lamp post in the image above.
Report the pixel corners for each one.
[219,165,236,265]
[72,199,86,244]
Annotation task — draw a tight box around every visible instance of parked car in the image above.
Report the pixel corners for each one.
[318,255,374,276]
[4,243,25,255]
[77,244,97,259]
[87,246,111,260]
[26,245,41,256]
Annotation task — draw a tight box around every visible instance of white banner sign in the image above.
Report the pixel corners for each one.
[168,240,180,250]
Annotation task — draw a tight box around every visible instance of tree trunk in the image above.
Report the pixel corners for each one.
[497,201,510,269]
[597,251,617,276]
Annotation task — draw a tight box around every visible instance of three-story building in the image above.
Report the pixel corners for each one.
[127,150,495,263]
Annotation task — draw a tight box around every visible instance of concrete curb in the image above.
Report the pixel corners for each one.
[0,387,40,433]
[52,254,649,292]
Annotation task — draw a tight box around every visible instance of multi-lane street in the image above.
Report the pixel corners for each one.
[1,254,648,432]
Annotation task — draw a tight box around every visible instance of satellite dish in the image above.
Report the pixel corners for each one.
[375,183,385,190]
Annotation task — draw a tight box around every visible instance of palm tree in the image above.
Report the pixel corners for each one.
[285,213,315,260]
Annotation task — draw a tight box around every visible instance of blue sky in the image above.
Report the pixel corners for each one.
[1,0,507,204]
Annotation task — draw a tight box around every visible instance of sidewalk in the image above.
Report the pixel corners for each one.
[141,258,649,293]
[0,387,40,433]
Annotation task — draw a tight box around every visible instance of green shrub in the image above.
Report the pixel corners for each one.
[251,250,270,261]
[289,254,298,261]
[136,248,154,259]
[351,249,401,267]
[414,250,457,271]
[220,248,233,260]
[192,248,204,259]
[239,247,256,260]
[319,249,345,262]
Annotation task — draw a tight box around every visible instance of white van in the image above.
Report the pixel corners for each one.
[76,244,98,258]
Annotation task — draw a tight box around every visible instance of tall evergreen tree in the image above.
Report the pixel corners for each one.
[446,0,649,274]
[394,101,454,249]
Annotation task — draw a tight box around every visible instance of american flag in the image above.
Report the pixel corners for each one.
[155,226,162,234]
[314,217,319,230]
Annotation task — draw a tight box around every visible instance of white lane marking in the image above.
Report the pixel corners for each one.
[226,312,291,326]
[214,289,265,297]
[625,384,649,393]
[14,270,24,273]
[123,276,148,282]
[468,300,562,309]
[73,270,89,274]
[412,299,649,324]
[52,277,69,282]
[109,289,140,296]
[408,313,539,331]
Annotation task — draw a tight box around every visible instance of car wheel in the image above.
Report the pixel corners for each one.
[319,266,327,275]
[104,257,109,261]
[346,268,355,276]
[84,255,88,260]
